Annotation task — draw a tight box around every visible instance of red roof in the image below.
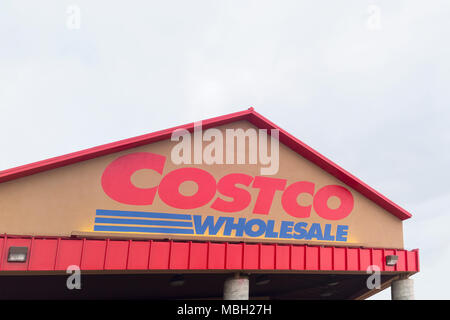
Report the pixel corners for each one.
[0,108,412,220]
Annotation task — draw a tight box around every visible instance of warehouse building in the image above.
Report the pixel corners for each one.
[0,109,418,299]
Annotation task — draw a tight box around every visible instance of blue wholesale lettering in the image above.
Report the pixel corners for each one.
[192,215,348,242]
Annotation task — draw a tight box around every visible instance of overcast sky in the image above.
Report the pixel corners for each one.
[1,1,449,299]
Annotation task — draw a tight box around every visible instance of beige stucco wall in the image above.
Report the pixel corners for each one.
[0,121,404,249]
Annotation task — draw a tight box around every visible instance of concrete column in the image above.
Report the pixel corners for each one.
[391,278,414,300]
[223,274,249,300]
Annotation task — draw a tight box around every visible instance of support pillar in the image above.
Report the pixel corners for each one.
[223,273,249,300]
[391,277,414,300]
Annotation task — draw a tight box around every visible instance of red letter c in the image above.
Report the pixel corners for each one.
[101,152,166,205]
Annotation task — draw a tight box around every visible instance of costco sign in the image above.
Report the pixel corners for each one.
[96,152,353,242]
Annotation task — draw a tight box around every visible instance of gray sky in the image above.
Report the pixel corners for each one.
[1,1,449,299]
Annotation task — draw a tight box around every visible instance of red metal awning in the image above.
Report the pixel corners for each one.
[0,234,419,274]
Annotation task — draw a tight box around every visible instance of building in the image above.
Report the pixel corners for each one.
[0,108,419,299]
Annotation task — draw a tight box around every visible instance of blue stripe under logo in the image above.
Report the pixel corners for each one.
[93,209,194,235]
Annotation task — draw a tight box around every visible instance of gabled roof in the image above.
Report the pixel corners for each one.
[0,108,412,220]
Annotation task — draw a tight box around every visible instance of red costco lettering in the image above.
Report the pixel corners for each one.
[313,185,354,220]
[211,173,253,213]
[101,152,165,205]
[281,181,315,218]
[252,176,287,215]
[158,167,216,209]
[102,152,354,221]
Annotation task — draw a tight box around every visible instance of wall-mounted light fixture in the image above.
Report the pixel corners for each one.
[386,255,399,266]
[169,274,185,287]
[7,247,28,263]
[320,292,333,298]
[255,275,270,286]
